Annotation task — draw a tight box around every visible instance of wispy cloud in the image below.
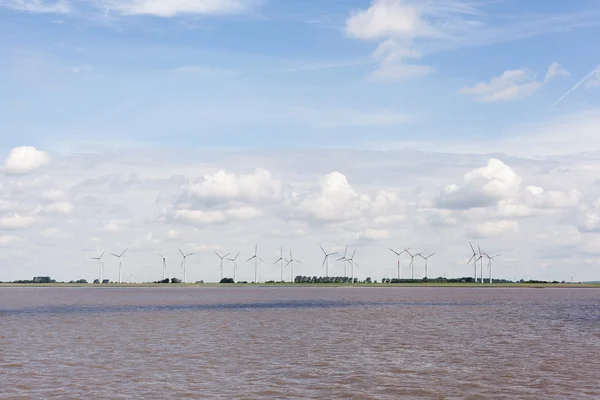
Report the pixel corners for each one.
[0,0,71,14]
[100,0,256,17]
[460,63,568,103]
[546,65,600,110]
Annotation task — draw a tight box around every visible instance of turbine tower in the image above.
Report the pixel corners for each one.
[320,245,337,278]
[246,243,264,284]
[404,249,422,280]
[274,247,285,282]
[284,250,301,282]
[179,248,194,283]
[478,245,485,283]
[227,252,240,282]
[336,246,349,277]
[110,248,128,284]
[157,254,167,281]
[91,250,106,283]
[418,252,436,279]
[215,252,231,281]
[389,247,408,279]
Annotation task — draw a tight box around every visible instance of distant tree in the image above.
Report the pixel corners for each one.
[220,278,234,283]
[365,277,372,284]
[102,279,110,284]
[93,279,100,284]
[171,278,182,283]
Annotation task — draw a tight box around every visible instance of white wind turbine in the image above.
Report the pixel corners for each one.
[418,252,436,279]
[389,247,408,279]
[179,248,194,283]
[284,250,301,282]
[274,247,285,282]
[320,245,337,278]
[226,252,240,282]
[346,249,359,281]
[110,248,128,284]
[215,252,231,281]
[405,249,422,280]
[467,242,480,283]
[482,250,501,284]
[91,250,106,283]
[336,246,349,277]
[157,253,167,281]
[477,244,485,283]
[246,244,264,284]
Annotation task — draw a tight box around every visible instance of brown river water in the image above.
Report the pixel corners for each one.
[1,287,599,399]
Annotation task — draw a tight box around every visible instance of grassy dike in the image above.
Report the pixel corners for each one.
[1,282,599,288]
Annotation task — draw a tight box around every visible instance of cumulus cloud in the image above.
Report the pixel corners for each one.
[42,201,73,214]
[3,146,50,175]
[0,235,23,247]
[469,220,519,238]
[300,172,399,223]
[168,168,280,226]
[0,214,36,230]
[41,188,68,202]
[437,159,523,209]
[355,228,390,241]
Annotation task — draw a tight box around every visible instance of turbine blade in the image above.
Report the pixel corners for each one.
[388,247,400,256]
[285,260,292,267]
[274,257,282,264]
[246,256,255,262]
[336,257,346,261]
[187,253,195,257]
[320,245,326,255]
[111,253,119,257]
[258,257,264,262]
[321,256,327,268]
[234,252,240,260]
[469,241,475,253]
[100,250,106,258]
[179,248,185,256]
[467,255,475,264]
[121,248,128,257]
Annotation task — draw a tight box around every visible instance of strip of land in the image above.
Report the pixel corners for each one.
[1,283,599,288]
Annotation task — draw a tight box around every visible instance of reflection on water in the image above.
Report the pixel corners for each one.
[1,287,599,399]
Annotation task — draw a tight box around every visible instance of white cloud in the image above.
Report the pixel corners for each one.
[43,201,73,214]
[469,220,519,238]
[545,62,570,82]
[101,0,254,17]
[355,228,390,241]
[345,0,477,81]
[104,222,120,231]
[41,188,67,202]
[300,172,399,223]
[3,146,50,175]
[174,206,260,225]
[0,213,36,230]
[0,235,23,247]
[437,159,523,209]
[459,68,542,102]
[0,0,71,14]
[181,168,281,205]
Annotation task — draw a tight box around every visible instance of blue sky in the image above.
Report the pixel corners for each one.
[1,0,600,283]
[2,0,599,150]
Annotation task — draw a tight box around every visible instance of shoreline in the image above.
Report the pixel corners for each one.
[1,283,599,288]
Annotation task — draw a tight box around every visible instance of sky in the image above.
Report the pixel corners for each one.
[1,0,600,283]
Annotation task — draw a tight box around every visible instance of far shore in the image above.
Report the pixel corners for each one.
[1,283,599,289]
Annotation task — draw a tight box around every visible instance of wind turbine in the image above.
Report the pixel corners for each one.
[346,249,359,281]
[389,247,408,279]
[467,242,480,283]
[179,248,194,283]
[91,250,106,283]
[157,254,167,281]
[337,246,349,277]
[226,252,240,282]
[418,252,436,279]
[246,243,264,284]
[482,251,501,284]
[274,247,285,282]
[320,245,337,278]
[215,252,231,281]
[284,250,301,282]
[110,248,128,284]
[404,249,422,280]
